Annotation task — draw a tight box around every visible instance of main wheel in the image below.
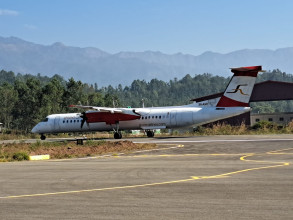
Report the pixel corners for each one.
[114,132,122,139]
[146,130,154,138]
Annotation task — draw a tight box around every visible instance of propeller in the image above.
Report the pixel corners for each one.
[80,112,88,129]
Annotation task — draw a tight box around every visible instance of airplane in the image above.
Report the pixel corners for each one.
[31,66,263,140]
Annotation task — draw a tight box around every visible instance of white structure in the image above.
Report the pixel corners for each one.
[251,112,293,125]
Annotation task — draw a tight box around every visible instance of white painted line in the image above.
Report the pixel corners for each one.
[133,138,293,144]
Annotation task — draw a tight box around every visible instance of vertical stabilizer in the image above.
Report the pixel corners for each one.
[216,66,262,107]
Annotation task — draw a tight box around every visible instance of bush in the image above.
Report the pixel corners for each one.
[251,121,275,130]
[284,121,293,133]
[12,152,29,161]
[193,126,204,134]
[3,129,11,134]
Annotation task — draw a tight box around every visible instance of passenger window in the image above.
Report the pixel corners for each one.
[155,116,158,119]
[66,120,69,123]
[63,120,65,123]
[70,120,72,123]
[74,120,76,123]
[159,116,161,119]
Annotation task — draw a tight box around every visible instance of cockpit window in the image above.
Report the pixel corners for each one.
[42,118,49,122]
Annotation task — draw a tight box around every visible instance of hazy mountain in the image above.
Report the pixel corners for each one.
[0,36,293,86]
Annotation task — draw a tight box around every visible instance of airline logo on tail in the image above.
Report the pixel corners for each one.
[227,84,248,95]
[216,66,263,107]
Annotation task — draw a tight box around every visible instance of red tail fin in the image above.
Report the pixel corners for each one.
[216,66,262,107]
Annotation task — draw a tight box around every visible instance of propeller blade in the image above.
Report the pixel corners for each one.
[81,119,85,129]
[80,112,88,129]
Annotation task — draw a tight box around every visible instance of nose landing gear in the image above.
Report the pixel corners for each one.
[40,134,46,140]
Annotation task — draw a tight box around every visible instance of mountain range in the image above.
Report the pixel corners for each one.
[0,36,292,86]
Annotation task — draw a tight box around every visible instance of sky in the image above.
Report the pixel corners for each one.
[1,0,293,55]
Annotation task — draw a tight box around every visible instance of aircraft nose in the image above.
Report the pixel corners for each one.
[31,125,39,133]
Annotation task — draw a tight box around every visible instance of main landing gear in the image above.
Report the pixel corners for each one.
[112,123,155,139]
[146,130,155,138]
[113,122,122,139]
[114,131,122,139]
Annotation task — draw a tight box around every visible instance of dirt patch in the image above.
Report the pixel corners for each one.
[32,141,155,158]
[0,140,156,161]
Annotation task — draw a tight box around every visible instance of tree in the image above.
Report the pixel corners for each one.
[251,102,275,114]
[87,92,104,106]
[62,78,87,111]
[104,93,120,107]
[12,78,42,131]
[0,83,18,128]
[0,70,15,84]
[39,78,65,117]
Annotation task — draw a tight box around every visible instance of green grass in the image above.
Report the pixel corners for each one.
[12,152,29,161]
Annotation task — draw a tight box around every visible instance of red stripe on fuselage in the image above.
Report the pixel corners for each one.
[216,96,249,107]
[85,112,140,124]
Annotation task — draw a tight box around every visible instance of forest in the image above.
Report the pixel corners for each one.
[0,69,293,132]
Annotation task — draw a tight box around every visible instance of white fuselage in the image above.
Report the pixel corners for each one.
[31,104,250,134]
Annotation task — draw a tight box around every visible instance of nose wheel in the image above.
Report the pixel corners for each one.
[40,134,46,140]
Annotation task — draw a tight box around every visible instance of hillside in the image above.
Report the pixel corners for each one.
[1,36,293,86]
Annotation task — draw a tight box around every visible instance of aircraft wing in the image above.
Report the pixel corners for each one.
[69,105,123,113]
[69,105,140,125]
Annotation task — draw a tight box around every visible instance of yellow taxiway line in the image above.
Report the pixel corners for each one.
[0,147,291,199]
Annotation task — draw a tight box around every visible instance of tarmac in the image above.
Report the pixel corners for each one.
[1,135,293,219]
